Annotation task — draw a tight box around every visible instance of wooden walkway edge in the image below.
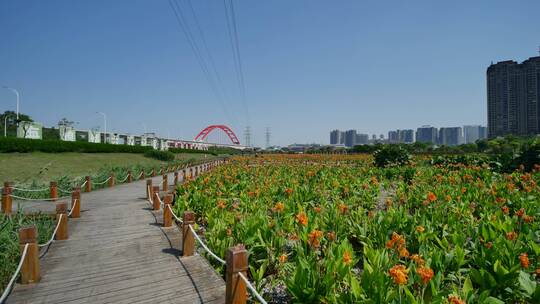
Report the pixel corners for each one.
[7,169,225,304]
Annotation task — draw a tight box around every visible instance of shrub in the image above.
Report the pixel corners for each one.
[0,137,152,153]
[144,149,175,161]
[373,145,411,168]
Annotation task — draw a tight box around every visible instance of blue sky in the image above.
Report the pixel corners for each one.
[0,0,539,146]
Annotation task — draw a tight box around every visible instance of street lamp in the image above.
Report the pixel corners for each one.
[96,112,107,143]
[4,113,13,137]
[2,86,20,121]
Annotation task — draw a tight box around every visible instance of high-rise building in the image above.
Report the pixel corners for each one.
[330,130,344,145]
[487,56,540,138]
[356,133,369,144]
[388,131,399,143]
[439,127,463,146]
[344,130,357,147]
[416,126,438,144]
[399,129,414,143]
[463,125,487,144]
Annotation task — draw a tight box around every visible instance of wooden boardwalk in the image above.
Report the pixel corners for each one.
[7,170,225,304]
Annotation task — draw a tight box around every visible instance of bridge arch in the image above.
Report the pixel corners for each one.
[194,125,240,145]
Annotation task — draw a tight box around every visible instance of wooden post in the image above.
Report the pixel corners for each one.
[182,169,187,181]
[189,168,193,179]
[182,211,195,256]
[162,174,168,192]
[174,171,179,185]
[127,171,133,183]
[146,179,152,199]
[19,226,40,284]
[226,244,248,304]
[55,203,68,240]
[152,186,160,211]
[85,176,91,192]
[163,194,173,227]
[108,173,115,187]
[50,181,58,201]
[70,188,81,218]
[2,186,12,215]
[140,171,145,180]
[152,168,156,177]
[194,166,199,177]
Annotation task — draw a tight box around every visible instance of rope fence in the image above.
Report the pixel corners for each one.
[38,213,64,248]
[92,176,112,185]
[10,194,71,201]
[238,272,268,304]
[0,244,29,304]
[188,224,226,265]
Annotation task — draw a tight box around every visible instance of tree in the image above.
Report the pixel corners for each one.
[0,111,33,137]
[57,118,75,128]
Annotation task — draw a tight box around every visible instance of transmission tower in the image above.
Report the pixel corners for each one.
[244,126,251,147]
[265,127,271,149]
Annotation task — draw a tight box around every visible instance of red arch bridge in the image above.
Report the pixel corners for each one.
[168,125,243,150]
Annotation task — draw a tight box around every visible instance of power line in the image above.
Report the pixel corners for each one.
[168,0,236,124]
[223,0,250,125]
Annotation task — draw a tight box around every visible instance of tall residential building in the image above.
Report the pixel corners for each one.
[355,133,369,144]
[344,129,357,147]
[416,125,438,144]
[439,127,463,146]
[487,56,540,138]
[463,125,487,144]
[388,131,399,143]
[330,130,344,145]
[399,129,415,143]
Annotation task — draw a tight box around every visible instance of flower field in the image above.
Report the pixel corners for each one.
[174,154,540,303]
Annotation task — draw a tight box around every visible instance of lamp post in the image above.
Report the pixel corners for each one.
[96,112,107,143]
[2,86,20,121]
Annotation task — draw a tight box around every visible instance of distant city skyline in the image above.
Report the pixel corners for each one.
[1,1,539,146]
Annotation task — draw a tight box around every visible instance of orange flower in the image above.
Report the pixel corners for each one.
[273,202,285,213]
[326,231,336,241]
[343,250,353,265]
[448,295,465,304]
[388,264,408,285]
[226,228,232,236]
[520,253,530,268]
[288,233,299,241]
[296,212,308,226]
[217,200,226,209]
[410,254,425,266]
[278,254,288,263]
[516,208,525,218]
[338,203,349,214]
[416,226,425,233]
[398,246,410,258]
[416,266,434,285]
[427,192,437,202]
[313,206,322,213]
[285,188,293,196]
[506,231,518,241]
[307,229,324,248]
[501,206,509,215]
[524,215,534,223]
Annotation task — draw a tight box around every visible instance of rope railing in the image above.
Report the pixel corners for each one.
[57,186,74,194]
[137,171,144,179]
[38,213,64,248]
[92,176,112,185]
[116,174,130,184]
[168,204,183,223]
[11,187,49,192]
[188,224,226,265]
[80,180,88,188]
[0,243,29,304]
[10,194,71,201]
[238,272,268,304]
[68,199,78,217]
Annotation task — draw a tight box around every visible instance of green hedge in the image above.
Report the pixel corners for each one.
[144,150,175,161]
[169,147,216,155]
[0,137,153,153]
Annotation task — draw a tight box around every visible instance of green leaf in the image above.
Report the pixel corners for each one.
[518,271,536,295]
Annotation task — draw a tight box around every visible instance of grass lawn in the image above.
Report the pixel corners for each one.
[0,152,217,183]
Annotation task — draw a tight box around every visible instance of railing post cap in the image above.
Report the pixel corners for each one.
[146,179,152,185]
[19,226,37,244]
[164,194,173,204]
[56,202,68,214]
[183,211,195,222]
[226,244,248,273]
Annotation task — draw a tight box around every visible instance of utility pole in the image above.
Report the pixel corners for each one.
[265,127,271,149]
[244,126,251,147]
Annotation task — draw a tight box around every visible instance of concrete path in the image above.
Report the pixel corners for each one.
[7,168,225,303]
